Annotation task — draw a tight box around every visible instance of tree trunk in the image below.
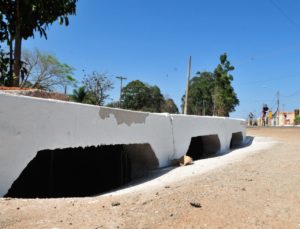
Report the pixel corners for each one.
[13,0,21,87]
[9,35,13,86]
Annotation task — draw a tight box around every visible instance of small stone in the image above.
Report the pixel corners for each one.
[16,207,20,210]
[242,187,246,191]
[165,185,170,189]
[111,201,120,206]
[170,213,174,217]
[190,201,202,208]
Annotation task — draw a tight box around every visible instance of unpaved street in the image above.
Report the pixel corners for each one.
[0,127,300,228]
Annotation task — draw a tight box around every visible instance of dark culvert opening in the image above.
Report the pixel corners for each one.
[186,134,221,160]
[5,144,158,198]
[230,132,244,149]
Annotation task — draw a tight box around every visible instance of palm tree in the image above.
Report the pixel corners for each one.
[70,86,87,103]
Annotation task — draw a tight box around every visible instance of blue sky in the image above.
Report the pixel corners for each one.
[23,0,300,118]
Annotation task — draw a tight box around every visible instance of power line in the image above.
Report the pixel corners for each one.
[269,0,300,32]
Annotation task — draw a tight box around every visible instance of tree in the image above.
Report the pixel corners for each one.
[213,53,239,116]
[121,80,165,112]
[20,49,75,91]
[161,98,179,114]
[122,80,150,111]
[0,47,9,85]
[182,53,239,117]
[148,85,164,112]
[82,72,113,106]
[106,101,121,108]
[182,71,215,115]
[69,86,97,105]
[0,0,78,86]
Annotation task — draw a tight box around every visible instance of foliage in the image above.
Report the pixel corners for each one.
[182,53,239,117]
[0,13,8,42]
[121,80,178,113]
[0,0,77,40]
[20,49,75,91]
[213,53,239,116]
[69,86,97,105]
[106,101,121,108]
[182,71,214,115]
[121,80,163,112]
[161,98,179,114]
[0,47,9,85]
[82,72,114,106]
[295,115,300,124]
[0,0,78,86]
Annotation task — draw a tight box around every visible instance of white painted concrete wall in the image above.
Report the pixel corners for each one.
[0,93,246,196]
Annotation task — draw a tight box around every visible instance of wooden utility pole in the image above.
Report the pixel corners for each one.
[116,76,127,108]
[276,91,280,126]
[184,56,192,115]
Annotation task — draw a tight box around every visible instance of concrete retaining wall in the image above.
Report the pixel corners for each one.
[0,93,246,196]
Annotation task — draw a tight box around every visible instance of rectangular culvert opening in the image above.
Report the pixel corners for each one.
[230,132,244,149]
[4,144,158,198]
[186,134,221,160]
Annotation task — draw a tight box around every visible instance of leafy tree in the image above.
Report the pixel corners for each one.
[182,53,239,117]
[213,53,239,116]
[121,80,166,112]
[20,49,75,91]
[0,13,8,42]
[0,47,9,85]
[69,86,97,105]
[182,71,214,115]
[0,0,78,86]
[82,72,114,106]
[121,80,149,111]
[148,85,164,112]
[70,86,87,103]
[161,98,179,114]
[106,101,121,108]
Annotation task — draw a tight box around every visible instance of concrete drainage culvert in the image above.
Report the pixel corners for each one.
[230,132,244,149]
[186,134,221,160]
[5,144,158,198]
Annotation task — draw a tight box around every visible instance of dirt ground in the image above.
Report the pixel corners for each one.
[0,127,300,229]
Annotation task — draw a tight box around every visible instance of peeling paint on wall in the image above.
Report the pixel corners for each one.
[99,107,149,126]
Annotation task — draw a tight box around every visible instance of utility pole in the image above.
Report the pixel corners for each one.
[202,100,206,116]
[276,91,280,126]
[184,56,192,115]
[116,76,127,108]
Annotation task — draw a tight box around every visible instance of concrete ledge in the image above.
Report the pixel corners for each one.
[0,92,246,196]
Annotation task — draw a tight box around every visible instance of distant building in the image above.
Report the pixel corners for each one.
[276,111,295,126]
[257,109,299,126]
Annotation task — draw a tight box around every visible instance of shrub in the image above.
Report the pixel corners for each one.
[294,115,300,124]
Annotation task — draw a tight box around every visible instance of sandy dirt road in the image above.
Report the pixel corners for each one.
[0,127,299,229]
